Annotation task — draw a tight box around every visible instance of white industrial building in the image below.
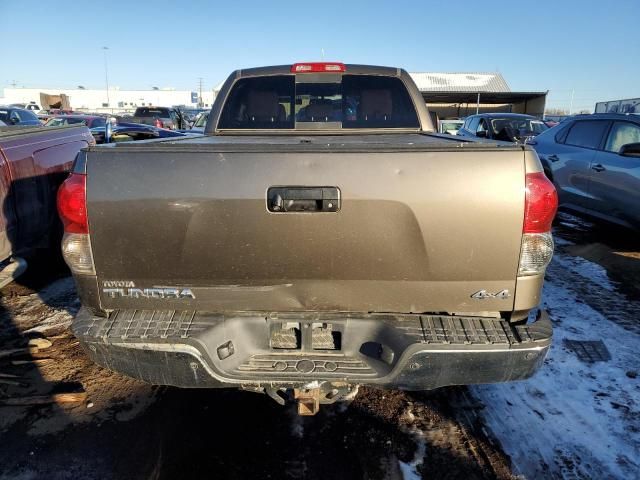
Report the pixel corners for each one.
[1,86,216,113]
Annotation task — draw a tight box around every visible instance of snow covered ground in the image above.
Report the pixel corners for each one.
[473,250,640,479]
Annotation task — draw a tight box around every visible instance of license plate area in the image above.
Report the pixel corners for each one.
[270,319,343,351]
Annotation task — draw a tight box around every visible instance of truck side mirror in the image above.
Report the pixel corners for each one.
[476,130,487,138]
[619,142,640,158]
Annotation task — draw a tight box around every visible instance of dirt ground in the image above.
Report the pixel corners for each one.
[0,211,639,480]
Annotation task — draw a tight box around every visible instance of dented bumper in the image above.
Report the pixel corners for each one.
[72,308,552,390]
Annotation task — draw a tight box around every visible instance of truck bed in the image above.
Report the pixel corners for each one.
[89,132,521,152]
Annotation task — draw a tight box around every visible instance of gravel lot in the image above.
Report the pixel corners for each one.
[0,212,638,480]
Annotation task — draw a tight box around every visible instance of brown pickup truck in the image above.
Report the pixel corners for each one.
[0,125,94,284]
[59,63,557,414]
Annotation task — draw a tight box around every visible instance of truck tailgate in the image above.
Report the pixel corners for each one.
[87,142,525,314]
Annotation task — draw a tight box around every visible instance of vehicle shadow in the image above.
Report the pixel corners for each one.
[0,173,86,477]
[142,385,509,480]
[0,260,165,479]
[553,211,640,300]
[0,272,79,476]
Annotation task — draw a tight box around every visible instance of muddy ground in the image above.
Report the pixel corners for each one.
[0,212,638,480]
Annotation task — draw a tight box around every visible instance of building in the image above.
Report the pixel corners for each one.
[409,72,547,119]
[2,72,547,118]
[595,97,640,114]
[1,87,216,112]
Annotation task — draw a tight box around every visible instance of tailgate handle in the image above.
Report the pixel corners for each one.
[267,187,340,213]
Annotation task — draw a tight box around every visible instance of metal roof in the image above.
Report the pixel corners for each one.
[409,72,510,93]
[421,91,546,104]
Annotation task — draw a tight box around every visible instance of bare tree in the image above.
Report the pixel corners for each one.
[545,108,569,115]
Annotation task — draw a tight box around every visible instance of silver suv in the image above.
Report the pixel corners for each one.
[531,113,640,229]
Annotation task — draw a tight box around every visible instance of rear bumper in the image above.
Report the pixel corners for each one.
[72,308,552,390]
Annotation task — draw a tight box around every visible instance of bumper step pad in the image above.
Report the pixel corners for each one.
[73,309,552,390]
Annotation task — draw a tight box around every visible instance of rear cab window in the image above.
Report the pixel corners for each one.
[134,107,170,117]
[563,120,610,149]
[47,117,86,127]
[218,73,420,131]
[23,110,38,122]
[90,117,106,128]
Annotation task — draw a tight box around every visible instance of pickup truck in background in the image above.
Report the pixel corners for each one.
[129,106,188,130]
[0,125,94,284]
[59,63,557,415]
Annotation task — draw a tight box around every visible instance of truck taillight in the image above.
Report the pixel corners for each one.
[57,173,87,234]
[57,173,95,275]
[518,172,558,276]
[291,62,346,73]
[523,172,558,234]
[155,118,164,128]
[61,233,95,275]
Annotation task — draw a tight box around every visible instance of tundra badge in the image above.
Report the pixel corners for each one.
[103,286,195,299]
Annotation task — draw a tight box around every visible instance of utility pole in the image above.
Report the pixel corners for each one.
[568,89,575,115]
[102,47,110,107]
[10,80,17,88]
[198,77,204,108]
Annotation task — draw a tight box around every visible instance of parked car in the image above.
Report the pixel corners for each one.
[530,113,640,229]
[90,122,189,144]
[0,106,42,126]
[457,113,548,143]
[45,115,107,129]
[438,118,464,135]
[59,62,556,415]
[0,124,94,280]
[130,106,188,130]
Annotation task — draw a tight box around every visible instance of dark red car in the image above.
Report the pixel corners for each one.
[0,124,95,270]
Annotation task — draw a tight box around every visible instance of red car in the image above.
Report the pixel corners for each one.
[0,124,95,276]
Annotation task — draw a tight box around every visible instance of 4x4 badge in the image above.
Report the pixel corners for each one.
[471,289,510,300]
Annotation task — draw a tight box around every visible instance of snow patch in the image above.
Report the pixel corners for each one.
[398,436,425,480]
[552,252,617,292]
[472,253,640,478]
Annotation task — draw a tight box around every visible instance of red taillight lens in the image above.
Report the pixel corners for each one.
[291,62,346,73]
[57,173,88,234]
[155,118,164,128]
[523,172,558,233]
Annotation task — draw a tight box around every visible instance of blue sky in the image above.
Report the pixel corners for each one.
[1,0,638,111]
